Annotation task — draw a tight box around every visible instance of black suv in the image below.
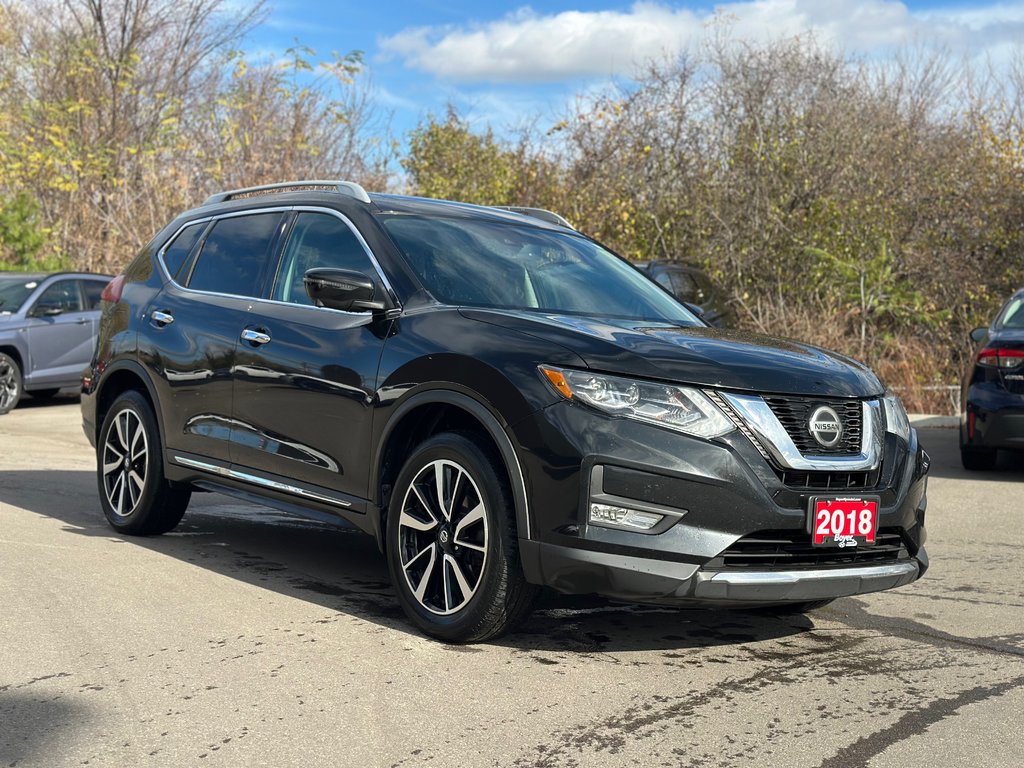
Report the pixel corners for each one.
[82,181,929,642]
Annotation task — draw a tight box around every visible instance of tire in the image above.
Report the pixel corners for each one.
[961,445,997,471]
[386,431,538,642]
[29,388,61,401]
[0,352,23,415]
[97,390,191,535]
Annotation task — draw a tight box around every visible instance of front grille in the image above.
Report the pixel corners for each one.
[763,396,863,456]
[706,529,908,570]
[774,467,880,491]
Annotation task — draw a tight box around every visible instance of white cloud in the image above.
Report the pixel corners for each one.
[378,1,1024,83]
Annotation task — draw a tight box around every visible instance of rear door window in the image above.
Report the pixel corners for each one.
[186,213,284,297]
[81,280,106,310]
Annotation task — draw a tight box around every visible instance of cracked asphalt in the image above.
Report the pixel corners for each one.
[1,400,1023,767]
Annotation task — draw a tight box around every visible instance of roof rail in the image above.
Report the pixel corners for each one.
[203,180,371,206]
[492,206,574,229]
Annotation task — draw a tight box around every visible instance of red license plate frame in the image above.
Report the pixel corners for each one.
[808,497,880,548]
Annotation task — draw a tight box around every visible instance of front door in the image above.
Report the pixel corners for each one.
[229,210,392,502]
[24,279,94,387]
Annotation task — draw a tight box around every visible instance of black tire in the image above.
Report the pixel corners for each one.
[29,388,62,401]
[97,390,190,535]
[961,445,997,471]
[386,431,538,642]
[0,352,23,415]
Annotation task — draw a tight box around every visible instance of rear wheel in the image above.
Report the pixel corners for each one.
[961,445,997,471]
[97,390,190,534]
[386,432,537,642]
[0,352,23,415]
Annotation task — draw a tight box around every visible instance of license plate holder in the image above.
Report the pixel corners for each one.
[808,496,880,548]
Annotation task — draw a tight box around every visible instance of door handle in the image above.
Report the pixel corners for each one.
[75,318,89,325]
[240,328,271,346]
[151,310,174,327]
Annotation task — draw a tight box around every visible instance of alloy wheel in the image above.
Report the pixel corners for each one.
[102,409,149,517]
[398,459,489,615]
[0,359,18,411]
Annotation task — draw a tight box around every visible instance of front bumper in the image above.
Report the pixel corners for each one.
[514,400,928,606]
[521,540,924,605]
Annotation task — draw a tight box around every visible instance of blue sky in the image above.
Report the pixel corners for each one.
[245,1,1024,140]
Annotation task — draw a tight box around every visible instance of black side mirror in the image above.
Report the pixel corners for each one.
[969,327,988,343]
[304,268,384,312]
[683,302,706,318]
[32,304,64,318]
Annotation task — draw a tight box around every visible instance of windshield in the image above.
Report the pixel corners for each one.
[0,276,41,314]
[380,214,701,325]
[999,297,1024,329]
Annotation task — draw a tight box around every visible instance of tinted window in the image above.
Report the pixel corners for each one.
[81,280,106,310]
[32,280,83,315]
[188,213,282,297]
[163,223,205,280]
[381,215,700,324]
[272,213,377,305]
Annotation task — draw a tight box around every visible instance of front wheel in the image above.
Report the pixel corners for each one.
[0,352,23,415]
[386,432,537,642]
[97,390,191,535]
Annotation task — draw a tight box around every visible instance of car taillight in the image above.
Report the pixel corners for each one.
[101,274,126,303]
[977,348,1024,368]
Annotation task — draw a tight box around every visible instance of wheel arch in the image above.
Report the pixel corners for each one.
[94,361,164,447]
[0,343,25,373]
[373,389,532,549]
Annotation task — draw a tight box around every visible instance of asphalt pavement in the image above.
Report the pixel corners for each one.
[1,400,1022,767]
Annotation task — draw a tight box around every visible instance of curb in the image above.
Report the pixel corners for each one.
[908,414,958,428]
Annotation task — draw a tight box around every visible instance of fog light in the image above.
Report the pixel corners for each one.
[589,503,664,531]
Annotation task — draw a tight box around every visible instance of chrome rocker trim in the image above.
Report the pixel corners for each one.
[171,455,352,508]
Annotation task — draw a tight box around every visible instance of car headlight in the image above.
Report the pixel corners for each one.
[883,392,911,441]
[539,366,735,438]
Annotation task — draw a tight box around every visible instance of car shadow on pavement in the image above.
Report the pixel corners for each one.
[0,692,89,767]
[11,390,80,410]
[0,469,815,652]
[916,426,1024,482]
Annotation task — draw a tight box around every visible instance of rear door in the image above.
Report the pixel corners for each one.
[23,278,94,387]
[146,211,287,466]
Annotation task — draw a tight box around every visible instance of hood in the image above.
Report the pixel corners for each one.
[462,309,884,398]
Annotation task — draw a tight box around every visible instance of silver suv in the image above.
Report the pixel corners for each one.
[0,272,112,414]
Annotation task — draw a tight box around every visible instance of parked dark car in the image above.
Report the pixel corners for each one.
[0,271,112,414]
[81,181,929,642]
[632,260,734,328]
[960,288,1024,470]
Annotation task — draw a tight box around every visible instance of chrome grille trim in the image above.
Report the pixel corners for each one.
[705,390,772,462]
[721,393,883,472]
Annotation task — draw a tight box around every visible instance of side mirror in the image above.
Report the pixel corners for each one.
[32,304,64,318]
[969,327,988,343]
[683,302,706,318]
[304,268,384,312]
